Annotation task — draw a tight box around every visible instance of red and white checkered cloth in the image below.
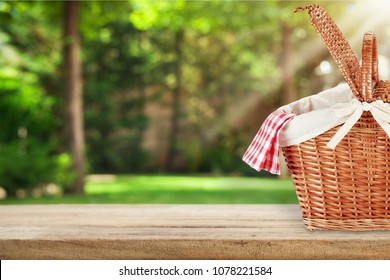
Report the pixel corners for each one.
[243,110,295,175]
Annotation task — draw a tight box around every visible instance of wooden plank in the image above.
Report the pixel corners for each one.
[1,204,390,259]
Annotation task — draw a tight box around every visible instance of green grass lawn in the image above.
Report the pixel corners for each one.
[0,175,298,204]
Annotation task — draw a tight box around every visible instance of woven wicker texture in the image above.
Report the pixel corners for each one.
[283,4,390,230]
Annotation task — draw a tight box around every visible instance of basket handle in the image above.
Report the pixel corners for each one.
[295,4,361,99]
[360,32,378,101]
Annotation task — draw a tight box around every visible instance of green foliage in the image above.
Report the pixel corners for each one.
[0,2,69,195]
[84,0,340,174]
[83,18,151,173]
[0,69,64,194]
[0,0,354,185]
[0,141,72,195]
[0,71,71,194]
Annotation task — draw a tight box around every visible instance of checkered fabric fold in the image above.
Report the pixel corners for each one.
[243,111,295,175]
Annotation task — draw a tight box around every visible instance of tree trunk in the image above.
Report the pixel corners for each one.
[136,33,147,157]
[281,21,296,105]
[63,0,85,194]
[166,30,183,172]
[280,22,296,178]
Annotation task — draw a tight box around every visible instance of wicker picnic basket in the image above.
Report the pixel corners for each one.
[282,4,390,230]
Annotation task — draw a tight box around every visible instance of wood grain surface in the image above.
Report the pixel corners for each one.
[1,204,390,259]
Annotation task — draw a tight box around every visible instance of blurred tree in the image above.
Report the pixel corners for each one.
[166,29,183,172]
[63,0,84,194]
[0,0,358,186]
[129,0,285,172]
[81,1,151,173]
[281,21,296,104]
[130,0,189,171]
[0,1,71,196]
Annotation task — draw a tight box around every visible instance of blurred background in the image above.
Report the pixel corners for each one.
[1,0,390,204]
